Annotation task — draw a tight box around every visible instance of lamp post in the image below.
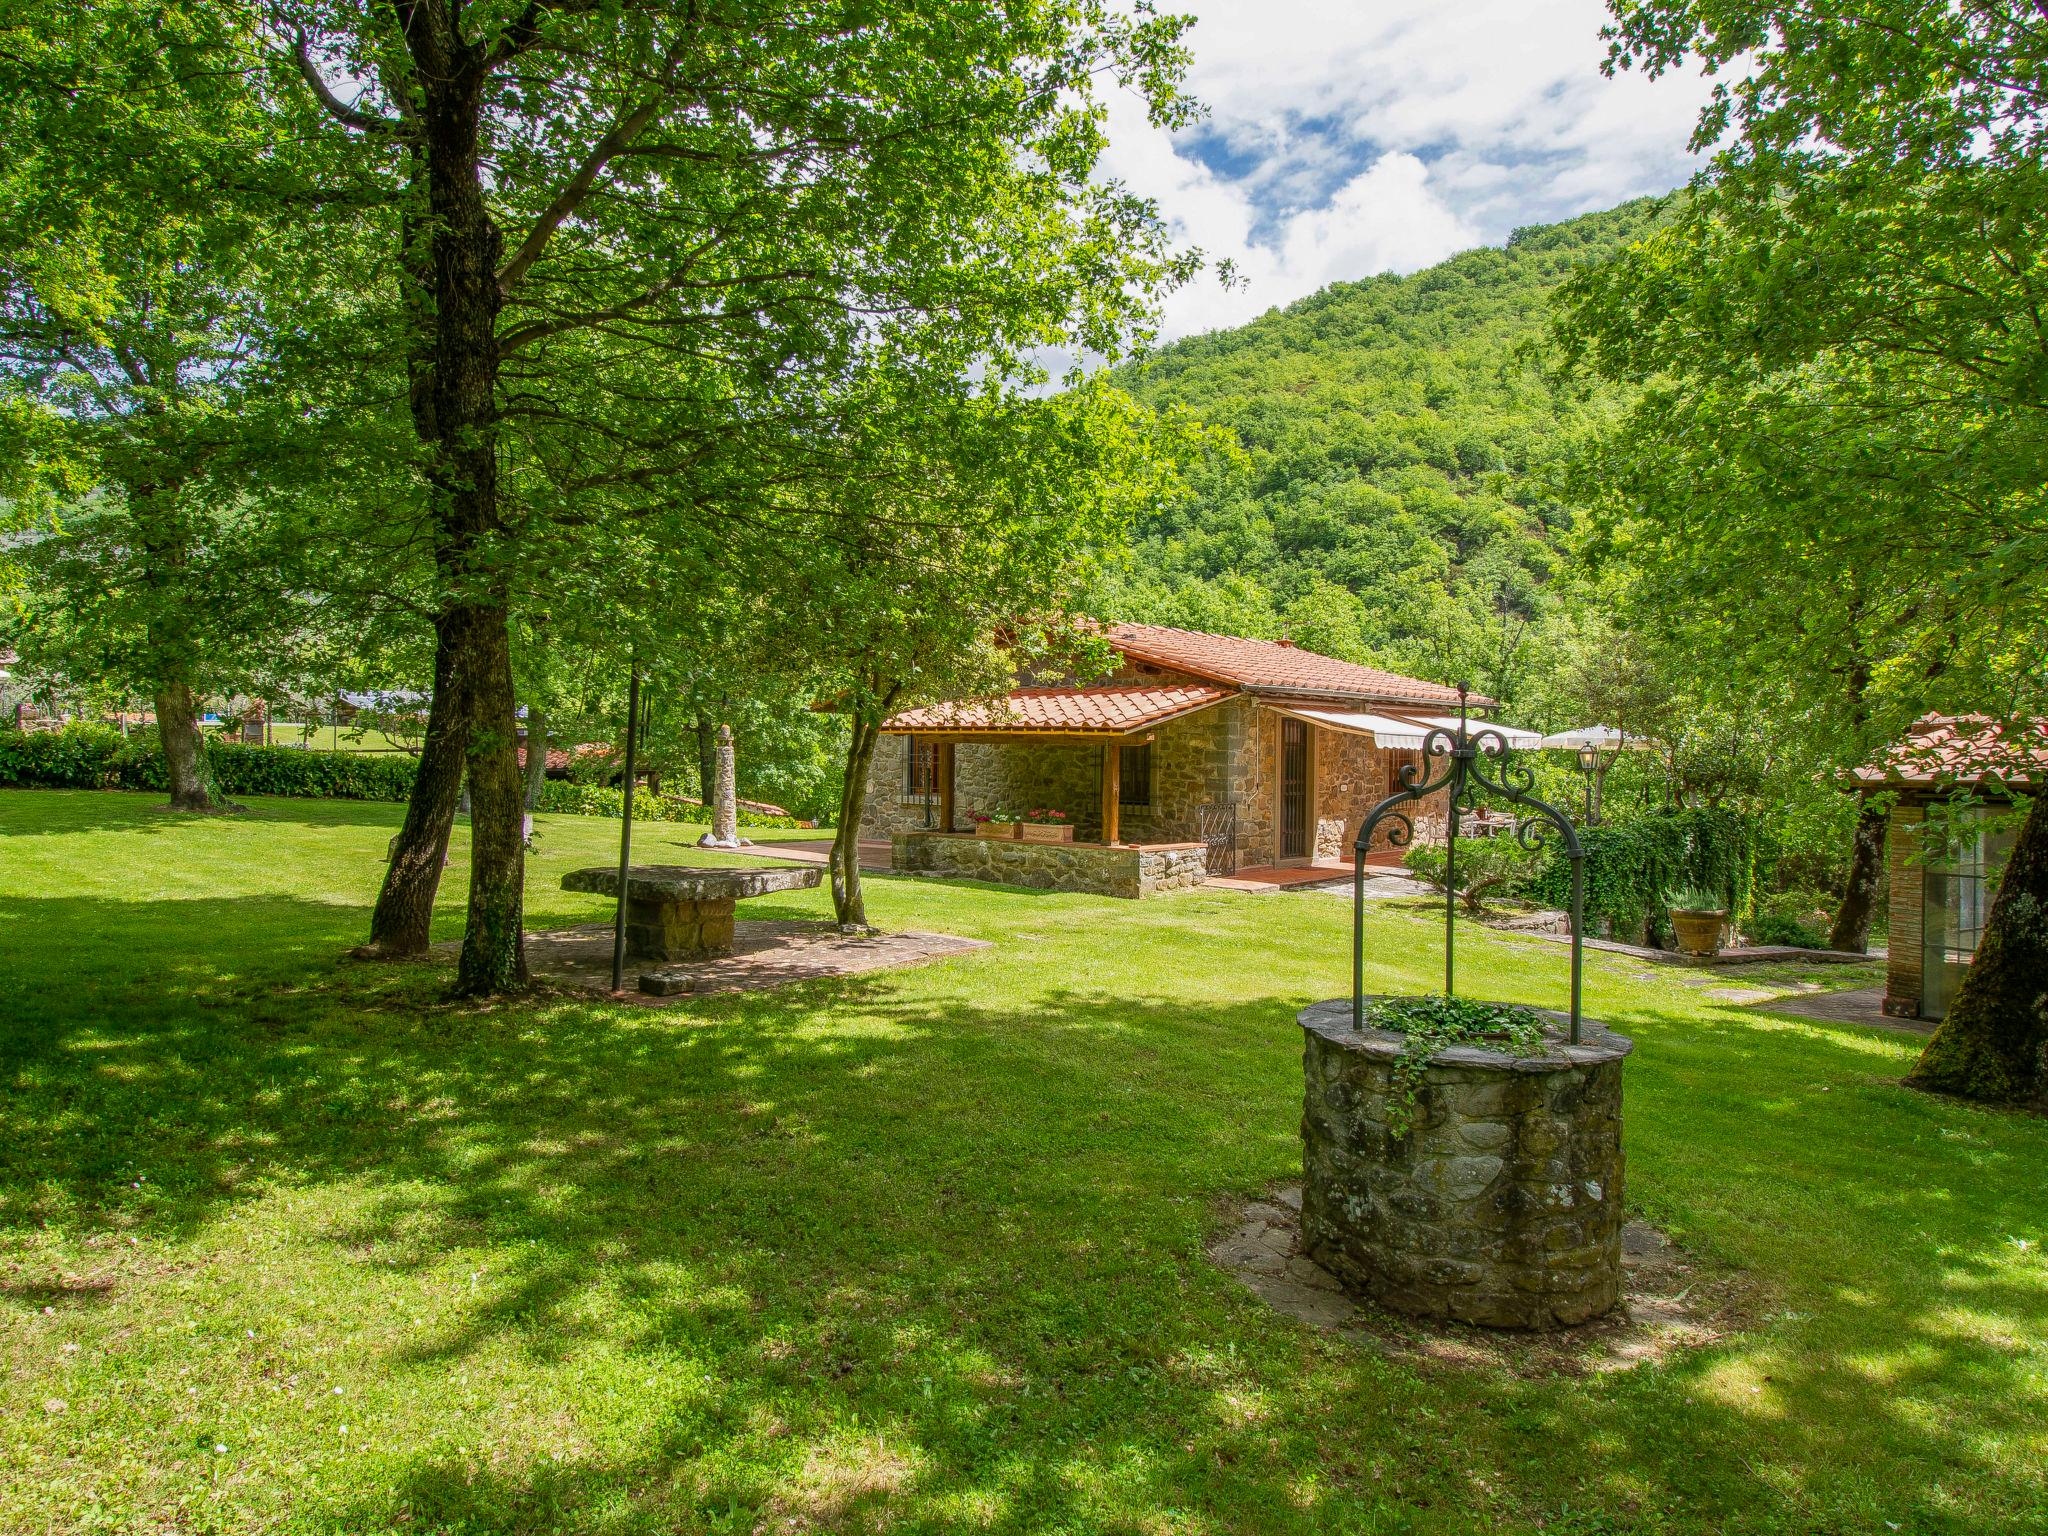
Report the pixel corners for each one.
[1577,743,1602,825]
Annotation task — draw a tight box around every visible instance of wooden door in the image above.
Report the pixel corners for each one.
[1279,717,1311,861]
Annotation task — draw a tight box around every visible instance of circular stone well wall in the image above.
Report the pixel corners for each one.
[1297,998,1632,1330]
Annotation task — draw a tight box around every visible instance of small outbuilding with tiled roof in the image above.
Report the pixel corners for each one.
[861,622,1511,894]
[1852,715,2045,1021]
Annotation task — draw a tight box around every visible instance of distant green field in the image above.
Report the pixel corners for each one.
[209,723,416,754]
[1,790,2041,1535]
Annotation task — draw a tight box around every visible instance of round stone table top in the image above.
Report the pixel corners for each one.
[561,863,823,903]
[1297,996,1633,1071]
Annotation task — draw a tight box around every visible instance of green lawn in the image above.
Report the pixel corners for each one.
[1,790,2042,1535]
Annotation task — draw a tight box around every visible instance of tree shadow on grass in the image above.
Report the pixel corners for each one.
[2,891,2045,1532]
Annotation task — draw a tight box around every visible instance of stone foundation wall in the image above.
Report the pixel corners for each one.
[893,832,1205,898]
[1297,998,1631,1330]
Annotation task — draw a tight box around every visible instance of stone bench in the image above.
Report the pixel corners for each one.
[561,863,822,962]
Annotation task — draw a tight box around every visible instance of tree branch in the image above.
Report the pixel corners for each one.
[285,28,410,136]
[495,40,690,295]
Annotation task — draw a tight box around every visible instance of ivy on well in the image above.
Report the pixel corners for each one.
[1364,994,1549,1138]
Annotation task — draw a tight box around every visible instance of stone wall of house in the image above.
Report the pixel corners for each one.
[858,738,1106,840]
[859,736,937,838]
[1117,703,1231,845]
[1885,803,1926,1018]
[953,741,1106,839]
[1313,735,1446,864]
[893,831,1205,898]
[1220,698,1275,866]
[1297,998,1632,1330]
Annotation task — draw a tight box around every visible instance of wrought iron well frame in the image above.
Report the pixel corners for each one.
[1351,685,1589,1043]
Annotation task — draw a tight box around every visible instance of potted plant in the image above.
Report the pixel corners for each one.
[972,809,1020,840]
[1665,883,1728,956]
[1018,807,1074,844]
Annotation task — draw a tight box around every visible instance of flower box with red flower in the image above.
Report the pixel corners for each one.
[1018,808,1075,843]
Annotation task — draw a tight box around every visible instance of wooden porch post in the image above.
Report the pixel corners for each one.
[938,742,956,832]
[1101,742,1121,846]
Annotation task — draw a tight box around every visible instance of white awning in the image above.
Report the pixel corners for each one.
[1404,715,1544,749]
[1269,706,1438,750]
[1273,704,1541,751]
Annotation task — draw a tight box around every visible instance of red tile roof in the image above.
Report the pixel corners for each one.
[1853,714,2048,790]
[1105,622,1478,706]
[884,684,1231,734]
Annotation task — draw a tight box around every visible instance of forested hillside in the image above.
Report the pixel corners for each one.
[1102,198,1664,706]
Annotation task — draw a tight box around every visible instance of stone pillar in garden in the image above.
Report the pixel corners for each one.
[698,724,747,849]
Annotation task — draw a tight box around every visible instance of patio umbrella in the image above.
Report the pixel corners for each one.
[1536,724,1644,751]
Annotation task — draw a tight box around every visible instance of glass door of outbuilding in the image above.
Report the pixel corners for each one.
[1921,809,2018,1019]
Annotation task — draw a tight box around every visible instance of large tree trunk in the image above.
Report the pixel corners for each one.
[1829,797,1887,952]
[365,612,470,955]
[152,675,219,812]
[457,605,528,994]
[1908,794,2048,1106]
[367,40,526,992]
[523,703,547,810]
[830,712,883,930]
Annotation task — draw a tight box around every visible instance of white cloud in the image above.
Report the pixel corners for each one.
[1104,0,1720,340]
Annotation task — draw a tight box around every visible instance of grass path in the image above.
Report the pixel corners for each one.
[1,790,2042,1535]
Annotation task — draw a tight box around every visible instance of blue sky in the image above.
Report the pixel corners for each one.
[1107,0,1719,339]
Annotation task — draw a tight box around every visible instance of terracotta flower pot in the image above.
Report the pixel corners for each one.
[1670,908,1727,956]
[975,821,1019,840]
[1019,822,1074,843]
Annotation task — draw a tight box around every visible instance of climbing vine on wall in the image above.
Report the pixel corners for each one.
[1531,807,1760,944]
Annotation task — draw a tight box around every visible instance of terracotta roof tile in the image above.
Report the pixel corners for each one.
[884,684,1230,734]
[1853,714,2048,789]
[1105,622,1477,706]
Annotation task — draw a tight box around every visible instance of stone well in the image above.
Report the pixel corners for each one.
[1297,997,1632,1330]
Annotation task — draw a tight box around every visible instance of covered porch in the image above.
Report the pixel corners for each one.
[875,684,1236,896]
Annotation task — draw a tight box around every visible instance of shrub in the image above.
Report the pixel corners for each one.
[1402,836,1537,913]
[1748,889,1833,949]
[1529,806,1760,945]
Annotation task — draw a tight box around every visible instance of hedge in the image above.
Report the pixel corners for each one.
[1530,806,1761,945]
[1,726,814,827]
[0,726,416,800]
[534,779,808,830]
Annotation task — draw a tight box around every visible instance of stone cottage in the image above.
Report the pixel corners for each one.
[1854,714,2045,1021]
[860,623,1530,896]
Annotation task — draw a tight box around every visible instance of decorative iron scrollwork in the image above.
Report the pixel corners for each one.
[1351,685,1588,1043]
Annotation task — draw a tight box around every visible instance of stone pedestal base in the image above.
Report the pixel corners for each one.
[1298,998,1632,1330]
[561,863,822,966]
[627,895,736,962]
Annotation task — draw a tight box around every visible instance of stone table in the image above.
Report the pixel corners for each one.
[561,863,822,962]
